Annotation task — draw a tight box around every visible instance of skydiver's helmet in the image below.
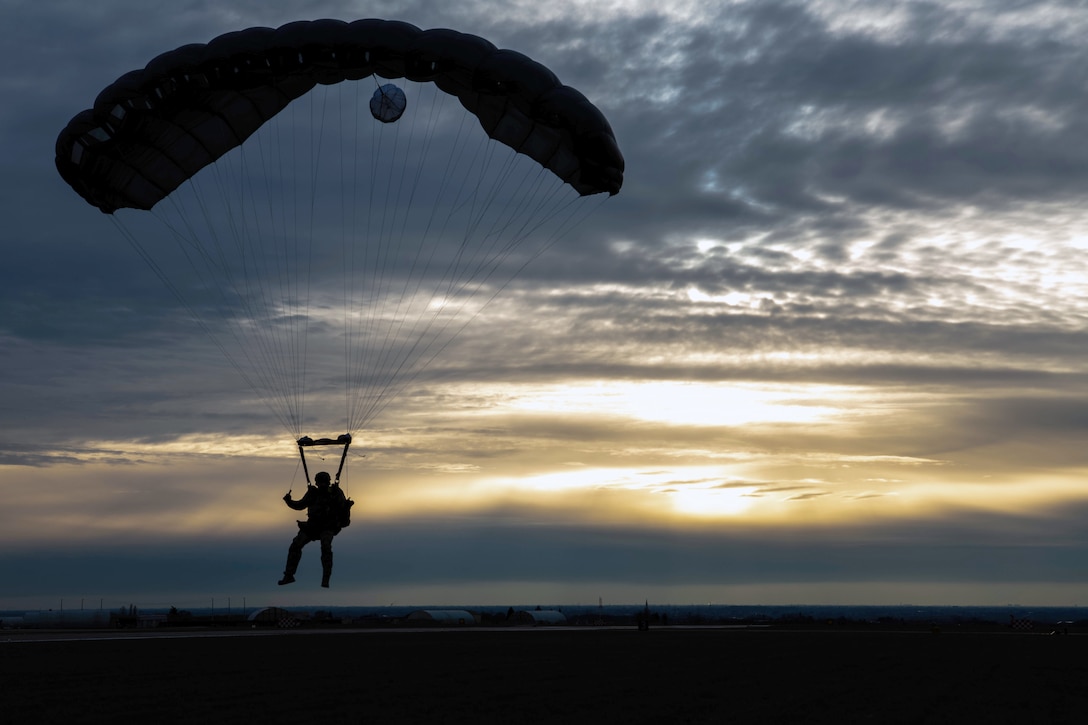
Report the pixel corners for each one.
[315,471,332,488]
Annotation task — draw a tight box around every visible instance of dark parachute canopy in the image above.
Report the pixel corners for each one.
[54,19,623,440]
[55,18,623,213]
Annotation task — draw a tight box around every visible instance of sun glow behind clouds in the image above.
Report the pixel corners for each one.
[482,465,760,518]
[668,481,760,517]
[497,380,852,427]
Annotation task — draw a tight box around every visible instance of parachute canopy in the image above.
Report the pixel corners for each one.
[55,18,624,214]
[54,20,623,439]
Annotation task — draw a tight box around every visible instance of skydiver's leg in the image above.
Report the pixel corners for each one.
[319,531,335,588]
[279,529,312,585]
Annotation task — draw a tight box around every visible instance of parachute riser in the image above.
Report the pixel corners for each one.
[296,434,353,485]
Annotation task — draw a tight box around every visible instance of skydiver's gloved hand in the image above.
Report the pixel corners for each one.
[283,490,292,502]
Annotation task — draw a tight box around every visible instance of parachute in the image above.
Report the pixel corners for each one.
[54,19,624,445]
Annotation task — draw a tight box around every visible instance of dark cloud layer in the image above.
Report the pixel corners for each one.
[5,499,1087,604]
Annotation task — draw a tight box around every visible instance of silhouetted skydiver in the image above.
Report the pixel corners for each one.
[279,471,352,588]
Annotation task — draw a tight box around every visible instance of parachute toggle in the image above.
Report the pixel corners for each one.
[370,84,406,123]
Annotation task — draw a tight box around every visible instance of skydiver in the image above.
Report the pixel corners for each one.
[278,471,352,588]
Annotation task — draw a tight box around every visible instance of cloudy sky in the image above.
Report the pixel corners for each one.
[3,0,1088,611]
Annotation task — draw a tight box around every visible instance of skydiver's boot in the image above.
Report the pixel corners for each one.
[321,550,333,588]
[279,544,302,585]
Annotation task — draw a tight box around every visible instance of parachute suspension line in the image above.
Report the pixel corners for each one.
[203,160,302,435]
[236,119,306,437]
[357,126,500,418]
[341,94,370,434]
[223,141,302,434]
[341,80,363,437]
[241,94,306,437]
[331,81,366,435]
[385,81,446,309]
[348,82,470,431]
[355,80,444,429]
[256,125,311,438]
[442,142,541,294]
[294,85,340,437]
[356,170,591,428]
[364,81,403,377]
[265,101,298,435]
[440,124,558,298]
[426,136,544,313]
[360,193,606,427]
[260,93,307,437]
[152,179,301,435]
[108,215,297,435]
[351,75,401,434]
[342,80,601,431]
[162,121,304,437]
[349,78,379,438]
[362,85,411,395]
[350,78,429,432]
[527,187,611,262]
[489,168,583,264]
[429,128,498,299]
[343,92,377,434]
[345,80,363,435]
[346,88,385,434]
[239,91,317,438]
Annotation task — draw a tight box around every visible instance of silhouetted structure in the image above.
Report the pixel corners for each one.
[513,610,567,626]
[407,610,478,626]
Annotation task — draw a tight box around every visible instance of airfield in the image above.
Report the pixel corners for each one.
[2,623,1085,723]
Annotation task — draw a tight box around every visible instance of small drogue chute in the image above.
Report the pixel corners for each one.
[371,84,407,123]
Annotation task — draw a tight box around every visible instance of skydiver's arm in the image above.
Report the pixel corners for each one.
[283,487,312,510]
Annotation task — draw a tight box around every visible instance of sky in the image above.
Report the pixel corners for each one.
[3,0,1088,611]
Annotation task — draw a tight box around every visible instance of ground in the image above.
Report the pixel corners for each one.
[2,626,1085,723]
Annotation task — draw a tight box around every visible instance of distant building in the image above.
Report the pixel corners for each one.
[513,609,567,626]
[406,610,478,626]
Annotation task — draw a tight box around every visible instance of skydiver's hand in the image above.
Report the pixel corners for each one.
[283,490,292,502]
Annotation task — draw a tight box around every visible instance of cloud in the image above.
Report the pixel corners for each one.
[5,0,1088,607]
[6,497,1088,605]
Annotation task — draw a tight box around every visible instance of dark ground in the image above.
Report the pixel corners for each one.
[2,626,1085,724]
